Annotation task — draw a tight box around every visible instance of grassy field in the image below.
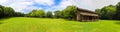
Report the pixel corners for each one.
[0,17,120,32]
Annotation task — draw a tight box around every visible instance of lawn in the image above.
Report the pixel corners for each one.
[0,17,120,32]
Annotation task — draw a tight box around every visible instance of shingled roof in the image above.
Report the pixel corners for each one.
[77,8,99,16]
[77,8,97,14]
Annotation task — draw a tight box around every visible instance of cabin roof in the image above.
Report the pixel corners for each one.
[77,8,97,14]
[77,7,99,16]
[80,12,98,16]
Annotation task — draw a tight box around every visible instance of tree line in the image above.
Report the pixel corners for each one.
[0,5,24,18]
[0,5,77,20]
[25,6,77,20]
[95,2,120,20]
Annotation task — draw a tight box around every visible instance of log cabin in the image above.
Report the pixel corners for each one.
[76,8,99,21]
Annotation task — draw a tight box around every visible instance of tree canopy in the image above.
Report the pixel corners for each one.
[0,5,24,18]
[114,2,120,20]
[96,5,116,19]
[46,11,53,18]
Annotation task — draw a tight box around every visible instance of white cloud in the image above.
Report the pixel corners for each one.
[46,0,73,12]
[58,0,73,8]
[0,0,55,13]
[0,0,43,13]
[74,0,120,11]
[0,0,8,4]
[34,0,54,6]
[92,0,120,8]
[9,2,33,12]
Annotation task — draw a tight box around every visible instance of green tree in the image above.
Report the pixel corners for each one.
[14,12,24,17]
[30,9,37,17]
[26,9,45,18]
[54,10,62,18]
[0,5,24,18]
[114,2,120,20]
[46,11,53,18]
[0,5,4,18]
[62,5,77,19]
[35,10,45,18]
[4,7,15,17]
[95,5,116,19]
[26,9,37,17]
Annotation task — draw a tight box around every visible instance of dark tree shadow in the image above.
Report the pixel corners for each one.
[63,18,98,22]
[0,22,3,24]
[116,22,120,25]
[63,18,76,21]
[0,17,12,24]
[0,17,12,21]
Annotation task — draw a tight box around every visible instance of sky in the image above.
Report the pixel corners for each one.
[0,0,120,13]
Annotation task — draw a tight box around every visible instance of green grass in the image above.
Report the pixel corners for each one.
[0,17,120,32]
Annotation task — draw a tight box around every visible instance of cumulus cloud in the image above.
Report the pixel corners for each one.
[74,0,120,11]
[0,0,8,4]
[34,0,54,6]
[0,0,44,13]
[9,2,34,12]
[45,0,73,12]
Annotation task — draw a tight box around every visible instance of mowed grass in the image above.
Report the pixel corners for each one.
[0,17,120,32]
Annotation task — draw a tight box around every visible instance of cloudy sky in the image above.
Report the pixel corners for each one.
[0,0,120,13]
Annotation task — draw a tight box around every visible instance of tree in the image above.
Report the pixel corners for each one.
[95,9,101,18]
[0,8,3,18]
[46,11,53,18]
[0,5,4,18]
[54,10,62,18]
[30,9,37,17]
[26,9,45,18]
[95,5,116,19]
[0,5,17,18]
[25,9,37,17]
[0,5,24,18]
[114,2,120,20]
[35,10,45,18]
[62,5,77,19]
[14,12,24,17]
[3,7,15,17]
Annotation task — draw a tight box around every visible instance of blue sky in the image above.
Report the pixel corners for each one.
[0,0,120,13]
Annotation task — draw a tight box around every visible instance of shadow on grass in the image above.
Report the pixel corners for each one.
[110,20,120,25]
[0,17,12,21]
[65,19,99,22]
[116,22,120,25]
[0,22,3,24]
[0,17,12,24]
[65,19,76,21]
